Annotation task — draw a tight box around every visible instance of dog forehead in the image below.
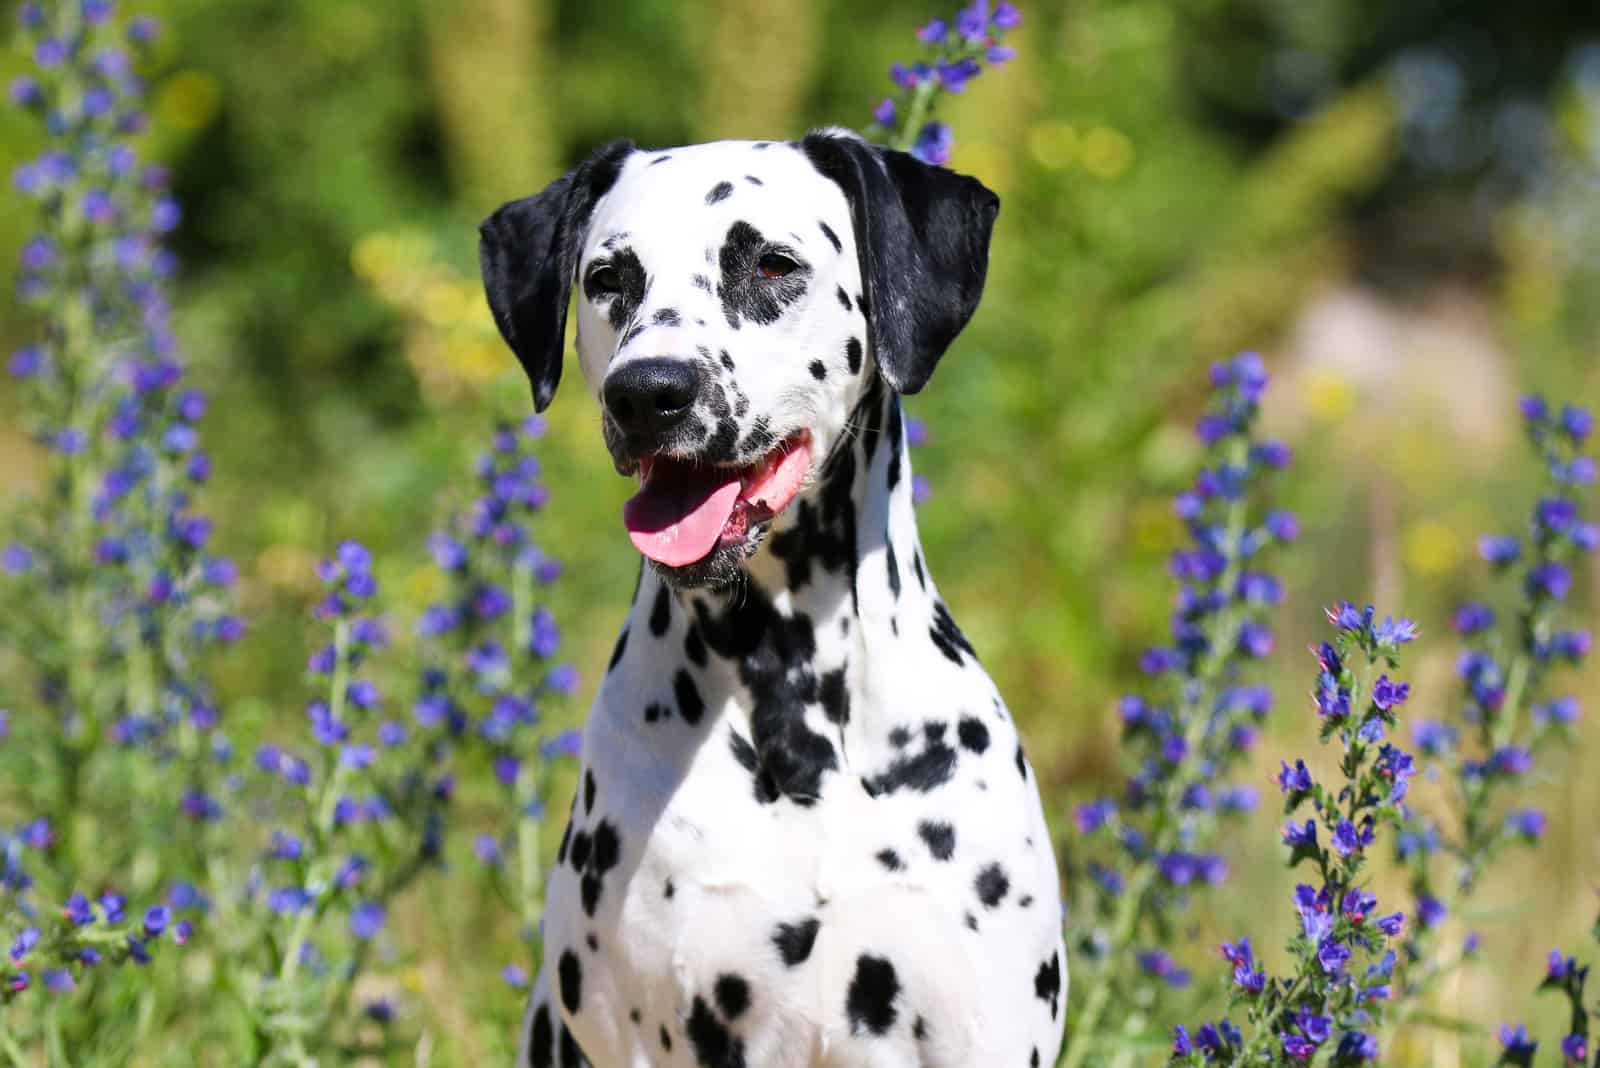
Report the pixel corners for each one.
[587,140,851,256]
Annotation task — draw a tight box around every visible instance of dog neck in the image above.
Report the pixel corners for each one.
[615,375,963,804]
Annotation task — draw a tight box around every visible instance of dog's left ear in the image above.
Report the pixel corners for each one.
[479,139,635,412]
[800,129,998,395]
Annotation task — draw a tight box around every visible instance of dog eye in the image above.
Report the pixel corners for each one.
[587,264,622,295]
[755,253,799,280]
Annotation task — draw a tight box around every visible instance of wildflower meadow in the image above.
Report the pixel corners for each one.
[2,1,1598,1066]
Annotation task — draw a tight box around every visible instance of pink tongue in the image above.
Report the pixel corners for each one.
[623,473,743,567]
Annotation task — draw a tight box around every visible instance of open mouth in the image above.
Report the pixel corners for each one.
[621,432,813,568]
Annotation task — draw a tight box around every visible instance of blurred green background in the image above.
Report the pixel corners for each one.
[3,0,1598,1062]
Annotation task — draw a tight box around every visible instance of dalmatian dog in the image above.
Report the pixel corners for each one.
[479,128,1065,1068]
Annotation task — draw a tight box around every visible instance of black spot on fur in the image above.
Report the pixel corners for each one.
[558,1025,583,1068]
[929,600,975,666]
[693,273,712,292]
[1015,743,1028,780]
[913,1017,928,1041]
[1032,1049,1040,1067]
[557,816,574,866]
[530,1004,554,1068]
[719,349,736,372]
[845,336,863,375]
[577,820,621,916]
[958,717,990,754]
[652,307,681,326]
[876,848,903,871]
[836,286,851,311]
[644,701,670,723]
[649,154,671,166]
[809,359,827,381]
[587,932,599,952]
[717,221,810,329]
[885,541,901,599]
[819,668,849,726]
[649,583,672,636]
[887,400,905,493]
[964,912,979,931]
[819,221,842,253]
[910,550,925,591]
[714,974,751,1020]
[1036,951,1062,1020]
[660,1026,672,1051]
[862,719,957,796]
[773,917,821,966]
[687,996,746,1068]
[568,829,591,871]
[558,950,582,1013]
[888,725,911,748]
[693,585,839,806]
[744,174,763,186]
[608,628,628,671]
[674,669,705,725]
[585,246,647,333]
[583,769,597,814]
[753,141,771,149]
[845,954,900,1036]
[917,820,956,861]
[664,878,675,899]
[685,624,708,667]
[975,862,1010,908]
[728,729,780,804]
[1019,894,1035,907]
[706,181,734,205]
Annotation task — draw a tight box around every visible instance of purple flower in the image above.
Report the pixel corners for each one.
[1282,1034,1316,1060]
[1139,646,1181,675]
[1221,938,1265,993]
[1500,1025,1538,1062]
[987,44,1016,64]
[1373,615,1418,646]
[1561,1034,1587,1063]
[1376,912,1404,936]
[1527,561,1573,600]
[938,58,982,94]
[143,906,171,938]
[347,679,379,709]
[1338,1033,1378,1061]
[955,0,990,41]
[917,18,948,43]
[1277,759,1313,794]
[872,98,896,126]
[1265,509,1300,541]
[1520,394,1550,422]
[1317,936,1351,974]
[1506,808,1546,840]
[1533,696,1581,727]
[1417,894,1447,929]
[1137,949,1190,987]
[1074,799,1115,835]
[268,887,310,914]
[1412,720,1456,755]
[2,543,33,574]
[540,729,583,761]
[1479,535,1521,565]
[911,122,953,166]
[546,663,581,695]
[42,969,74,994]
[1173,1024,1192,1056]
[349,902,385,940]
[1490,745,1532,776]
[1332,819,1369,857]
[9,928,40,962]
[1283,819,1317,851]
[1560,404,1592,441]
[503,963,530,989]
[1452,601,1495,634]
[1372,675,1409,710]
[992,1,1022,29]
[64,893,95,926]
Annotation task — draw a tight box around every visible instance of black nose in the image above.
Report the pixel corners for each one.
[603,358,702,443]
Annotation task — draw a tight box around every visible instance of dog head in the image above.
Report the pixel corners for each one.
[479,129,997,588]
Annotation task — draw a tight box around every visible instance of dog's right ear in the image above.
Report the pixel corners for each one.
[479,139,635,412]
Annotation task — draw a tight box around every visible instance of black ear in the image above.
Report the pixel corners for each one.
[479,139,635,412]
[800,130,998,395]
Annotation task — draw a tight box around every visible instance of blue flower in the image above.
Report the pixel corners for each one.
[1277,759,1313,794]
[1526,561,1572,600]
[1560,404,1592,442]
[1479,535,1521,565]
[1506,808,1546,841]
[1416,894,1447,929]
[503,963,531,989]
[1074,799,1115,835]
[872,98,896,126]
[268,887,310,914]
[349,902,385,940]
[1338,1032,1379,1061]
[1499,1025,1538,1065]
[1452,601,1495,634]
[911,122,953,167]
[1371,675,1409,710]
[1172,1024,1192,1056]
[916,18,947,43]
[1373,615,1418,647]
[991,1,1022,29]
